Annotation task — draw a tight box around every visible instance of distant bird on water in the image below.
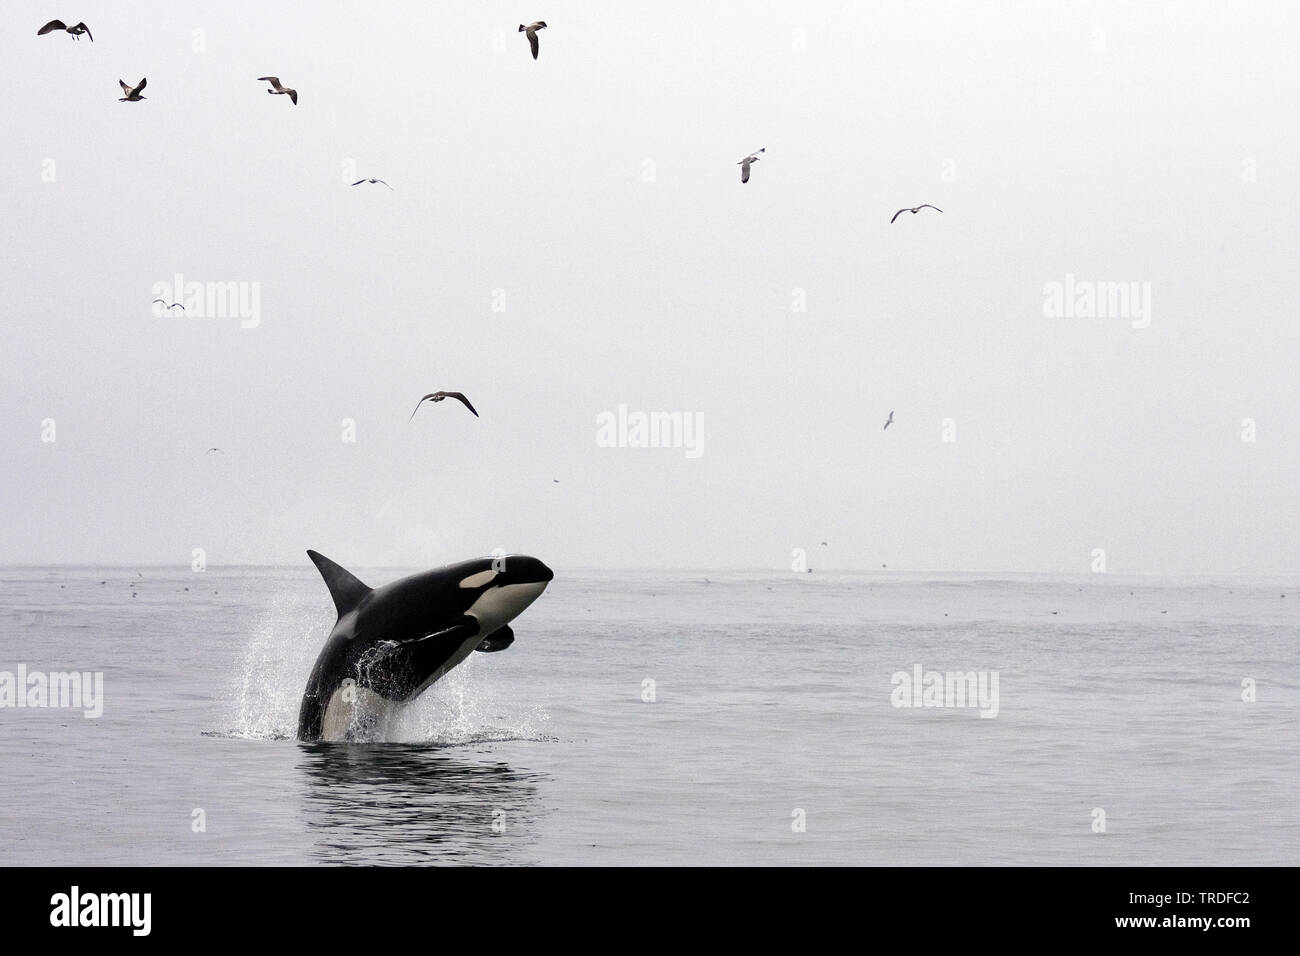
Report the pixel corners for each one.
[883,411,894,431]
[890,204,942,223]
[409,391,479,421]
[519,21,547,60]
[38,19,93,41]
[152,298,184,311]
[351,178,392,190]
[257,76,297,105]
[118,78,147,102]
[738,148,765,184]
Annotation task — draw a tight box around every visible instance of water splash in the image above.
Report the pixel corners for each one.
[220,597,551,744]
[391,656,552,744]
[223,590,326,740]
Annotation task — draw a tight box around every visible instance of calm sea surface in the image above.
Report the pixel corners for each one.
[1,566,1296,865]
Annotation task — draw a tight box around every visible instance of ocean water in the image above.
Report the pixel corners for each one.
[0,566,1296,866]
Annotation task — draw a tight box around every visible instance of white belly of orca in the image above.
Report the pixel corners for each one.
[320,685,401,742]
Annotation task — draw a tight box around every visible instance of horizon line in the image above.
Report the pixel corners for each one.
[0,563,1296,579]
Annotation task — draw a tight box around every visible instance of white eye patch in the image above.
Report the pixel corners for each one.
[458,569,499,589]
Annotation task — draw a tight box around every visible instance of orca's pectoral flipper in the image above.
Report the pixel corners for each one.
[475,625,514,653]
[307,550,372,618]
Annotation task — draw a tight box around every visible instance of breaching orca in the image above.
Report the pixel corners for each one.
[297,550,553,742]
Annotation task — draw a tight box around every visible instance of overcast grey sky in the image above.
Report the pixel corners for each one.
[3,1,1297,572]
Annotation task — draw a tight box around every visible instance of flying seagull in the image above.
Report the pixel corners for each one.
[738,148,765,184]
[351,178,393,190]
[207,448,223,454]
[118,78,146,102]
[38,19,92,41]
[408,391,479,421]
[883,411,894,431]
[519,21,547,60]
[152,298,184,311]
[257,76,297,105]
[890,204,942,223]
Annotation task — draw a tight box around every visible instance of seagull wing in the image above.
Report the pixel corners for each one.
[528,30,540,59]
[258,77,282,89]
[890,209,906,223]
[120,79,133,95]
[134,78,146,94]
[408,395,436,422]
[375,179,392,189]
[444,392,479,417]
[287,88,298,105]
[740,160,751,183]
[38,20,67,36]
[74,22,92,41]
[351,180,365,186]
[918,204,943,214]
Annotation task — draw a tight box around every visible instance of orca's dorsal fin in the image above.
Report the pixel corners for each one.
[306,550,371,618]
